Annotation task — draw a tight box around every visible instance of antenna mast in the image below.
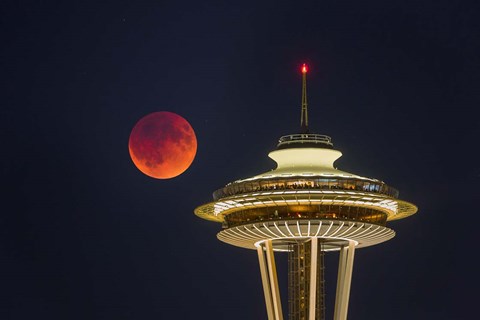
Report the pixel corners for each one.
[300,63,309,133]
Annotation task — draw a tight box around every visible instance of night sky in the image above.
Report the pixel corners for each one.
[2,1,479,319]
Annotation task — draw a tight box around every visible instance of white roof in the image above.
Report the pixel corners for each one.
[233,147,381,184]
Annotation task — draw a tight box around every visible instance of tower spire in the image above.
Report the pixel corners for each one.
[301,63,309,133]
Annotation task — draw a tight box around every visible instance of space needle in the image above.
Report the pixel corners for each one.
[194,64,417,320]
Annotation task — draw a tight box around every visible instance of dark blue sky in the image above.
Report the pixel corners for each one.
[1,1,479,319]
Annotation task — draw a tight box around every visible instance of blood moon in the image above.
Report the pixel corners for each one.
[128,111,197,179]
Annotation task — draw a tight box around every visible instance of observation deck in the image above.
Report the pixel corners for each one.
[194,134,417,250]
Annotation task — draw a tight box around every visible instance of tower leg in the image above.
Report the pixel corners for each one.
[265,240,284,320]
[257,244,275,320]
[308,237,318,320]
[333,240,356,320]
[257,240,284,320]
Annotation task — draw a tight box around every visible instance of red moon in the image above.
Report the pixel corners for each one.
[128,111,197,179]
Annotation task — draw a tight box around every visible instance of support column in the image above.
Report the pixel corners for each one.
[265,240,284,320]
[333,240,356,320]
[308,237,318,320]
[333,245,347,319]
[257,245,275,320]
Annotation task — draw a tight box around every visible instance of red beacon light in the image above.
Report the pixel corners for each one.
[302,63,308,74]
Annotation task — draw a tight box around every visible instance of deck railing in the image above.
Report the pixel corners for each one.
[277,134,333,147]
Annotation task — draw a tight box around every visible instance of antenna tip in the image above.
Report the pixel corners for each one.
[302,63,308,74]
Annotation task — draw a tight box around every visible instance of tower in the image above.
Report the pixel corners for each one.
[194,64,417,320]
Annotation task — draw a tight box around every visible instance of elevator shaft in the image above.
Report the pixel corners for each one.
[288,240,325,320]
